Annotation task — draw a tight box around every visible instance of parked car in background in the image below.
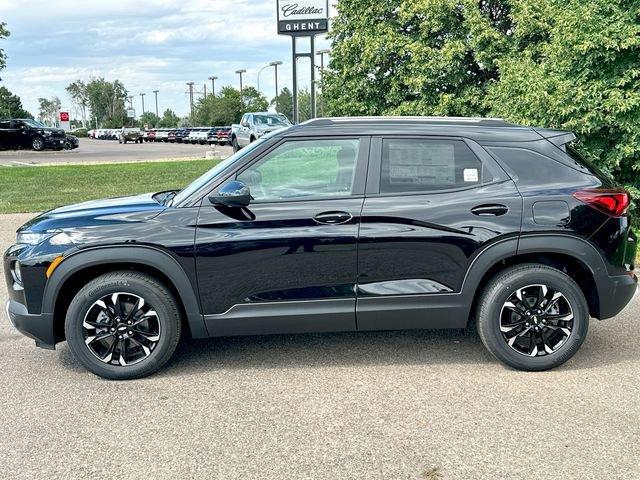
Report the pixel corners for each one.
[207,127,221,145]
[119,127,143,144]
[147,129,156,142]
[155,129,170,142]
[63,134,79,150]
[5,116,636,379]
[175,128,190,143]
[216,126,231,146]
[231,112,291,151]
[167,129,178,143]
[0,118,67,151]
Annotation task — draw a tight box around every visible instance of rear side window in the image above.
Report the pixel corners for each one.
[0,120,10,129]
[487,146,587,188]
[380,138,485,193]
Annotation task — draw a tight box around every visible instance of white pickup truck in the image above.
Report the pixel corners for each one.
[230,112,291,151]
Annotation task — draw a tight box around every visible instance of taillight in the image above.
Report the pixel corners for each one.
[573,189,630,217]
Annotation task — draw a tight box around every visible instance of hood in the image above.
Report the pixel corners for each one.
[19,193,166,233]
[42,127,66,135]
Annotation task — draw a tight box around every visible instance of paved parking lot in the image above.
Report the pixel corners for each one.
[0,139,233,166]
[1,212,639,479]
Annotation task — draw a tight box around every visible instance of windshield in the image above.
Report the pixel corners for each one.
[172,132,279,206]
[254,114,290,127]
[21,119,47,128]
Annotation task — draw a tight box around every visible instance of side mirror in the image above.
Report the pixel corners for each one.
[209,180,251,208]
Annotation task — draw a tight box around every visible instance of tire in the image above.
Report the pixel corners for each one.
[31,136,45,151]
[65,271,182,380]
[232,136,240,152]
[476,263,589,371]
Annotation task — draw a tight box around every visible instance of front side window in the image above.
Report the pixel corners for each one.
[380,138,484,193]
[237,138,360,202]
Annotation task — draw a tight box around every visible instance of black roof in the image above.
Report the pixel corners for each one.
[281,116,568,143]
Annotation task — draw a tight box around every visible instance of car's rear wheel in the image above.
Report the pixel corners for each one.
[31,136,45,151]
[65,271,182,380]
[476,263,589,371]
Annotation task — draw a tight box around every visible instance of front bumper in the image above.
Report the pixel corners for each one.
[5,299,55,349]
[44,136,66,148]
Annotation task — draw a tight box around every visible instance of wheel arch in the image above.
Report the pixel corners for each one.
[44,246,207,344]
[463,234,606,325]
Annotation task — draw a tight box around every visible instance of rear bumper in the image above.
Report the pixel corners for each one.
[5,299,55,349]
[598,273,638,319]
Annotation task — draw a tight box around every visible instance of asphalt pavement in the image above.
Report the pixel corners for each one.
[0,138,233,166]
[1,212,639,479]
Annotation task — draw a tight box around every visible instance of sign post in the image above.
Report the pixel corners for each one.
[277,0,329,123]
[59,111,70,132]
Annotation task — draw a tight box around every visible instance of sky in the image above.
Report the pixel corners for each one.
[0,0,332,119]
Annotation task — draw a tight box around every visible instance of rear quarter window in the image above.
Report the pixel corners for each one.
[487,146,589,189]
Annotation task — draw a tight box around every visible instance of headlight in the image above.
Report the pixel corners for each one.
[16,230,73,246]
[12,261,22,284]
[43,130,52,136]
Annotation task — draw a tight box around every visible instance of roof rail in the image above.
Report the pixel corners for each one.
[300,116,513,127]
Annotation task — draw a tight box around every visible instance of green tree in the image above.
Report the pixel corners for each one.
[159,108,180,128]
[0,86,32,118]
[271,87,293,120]
[0,22,8,75]
[85,77,128,128]
[241,86,268,112]
[38,96,61,126]
[65,80,89,128]
[139,111,160,128]
[323,0,640,189]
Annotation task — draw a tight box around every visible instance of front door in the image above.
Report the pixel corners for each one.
[0,120,17,148]
[357,136,522,331]
[196,136,370,336]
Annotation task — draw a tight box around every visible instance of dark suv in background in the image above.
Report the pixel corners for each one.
[4,117,636,379]
[0,118,67,151]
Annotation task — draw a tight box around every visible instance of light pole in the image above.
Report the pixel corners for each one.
[316,49,329,117]
[317,49,330,71]
[235,69,246,104]
[139,93,146,116]
[269,61,283,112]
[186,82,195,125]
[152,90,159,118]
[208,76,218,96]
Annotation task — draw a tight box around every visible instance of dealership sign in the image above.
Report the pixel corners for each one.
[59,111,70,131]
[277,0,329,35]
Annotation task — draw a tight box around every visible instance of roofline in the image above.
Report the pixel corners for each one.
[300,116,521,128]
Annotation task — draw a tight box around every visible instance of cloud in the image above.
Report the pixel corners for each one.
[0,0,331,118]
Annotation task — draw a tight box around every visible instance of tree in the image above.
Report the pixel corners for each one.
[193,85,269,126]
[271,87,293,120]
[66,80,89,128]
[38,96,61,126]
[241,86,268,112]
[158,108,180,128]
[323,0,640,191]
[139,111,160,128]
[85,77,128,128]
[0,86,32,118]
[0,22,8,76]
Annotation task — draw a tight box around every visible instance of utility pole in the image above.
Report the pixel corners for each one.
[127,96,134,109]
[235,69,246,106]
[316,49,329,117]
[186,82,195,125]
[208,76,218,96]
[139,93,146,115]
[203,83,207,98]
[153,90,159,118]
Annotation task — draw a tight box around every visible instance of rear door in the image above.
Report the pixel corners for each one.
[356,135,522,331]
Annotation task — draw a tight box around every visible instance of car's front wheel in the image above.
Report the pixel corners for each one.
[31,136,45,151]
[232,136,240,152]
[476,263,589,371]
[65,271,182,380]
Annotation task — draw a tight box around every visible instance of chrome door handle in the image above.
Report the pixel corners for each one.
[313,211,353,225]
[471,204,509,216]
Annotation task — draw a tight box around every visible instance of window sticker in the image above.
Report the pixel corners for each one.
[463,168,479,182]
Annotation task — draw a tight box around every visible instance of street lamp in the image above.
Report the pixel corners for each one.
[208,76,218,96]
[269,61,283,112]
[139,93,146,115]
[235,69,246,102]
[317,49,330,70]
[152,90,159,117]
[186,82,195,125]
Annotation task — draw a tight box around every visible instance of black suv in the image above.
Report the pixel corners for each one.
[4,117,637,379]
[0,118,67,151]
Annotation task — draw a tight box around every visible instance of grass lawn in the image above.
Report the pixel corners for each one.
[0,159,219,214]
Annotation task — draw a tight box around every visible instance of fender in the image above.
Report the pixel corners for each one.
[43,245,208,339]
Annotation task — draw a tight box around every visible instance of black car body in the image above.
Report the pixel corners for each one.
[4,117,637,379]
[207,127,221,144]
[64,134,79,150]
[0,118,67,151]
[174,128,190,143]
